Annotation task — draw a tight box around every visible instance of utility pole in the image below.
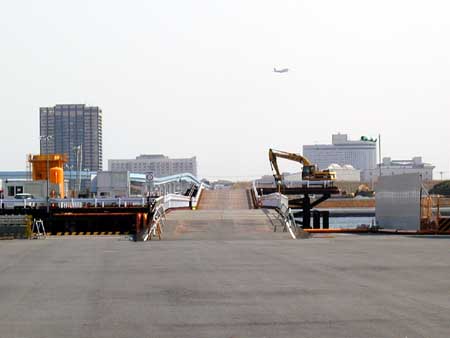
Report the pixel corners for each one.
[73,145,82,197]
[40,135,53,213]
[378,134,382,178]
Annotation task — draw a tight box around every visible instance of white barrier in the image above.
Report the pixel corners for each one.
[252,181,297,239]
[376,174,421,230]
[156,182,207,212]
[0,197,148,210]
[140,183,207,241]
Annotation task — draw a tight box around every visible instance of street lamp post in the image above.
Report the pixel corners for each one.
[69,165,74,195]
[73,145,82,197]
[83,168,90,197]
[40,135,53,213]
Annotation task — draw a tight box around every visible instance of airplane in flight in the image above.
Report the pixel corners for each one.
[274,67,289,73]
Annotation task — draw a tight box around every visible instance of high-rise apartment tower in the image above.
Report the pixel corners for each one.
[39,104,103,171]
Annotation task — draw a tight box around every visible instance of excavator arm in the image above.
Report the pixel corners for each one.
[269,149,312,184]
[268,149,282,184]
[268,148,335,186]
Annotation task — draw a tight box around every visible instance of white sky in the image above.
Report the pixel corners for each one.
[1,0,449,179]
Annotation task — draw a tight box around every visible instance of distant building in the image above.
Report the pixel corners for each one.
[108,154,197,178]
[254,175,276,186]
[0,170,93,198]
[1,179,62,199]
[93,171,147,198]
[0,171,28,181]
[40,104,103,171]
[361,157,434,182]
[278,165,360,182]
[303,133,377,170]
[327,164,361,182]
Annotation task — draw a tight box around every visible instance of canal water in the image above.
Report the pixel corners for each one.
[329,216,375,229]
[296,216,375,229]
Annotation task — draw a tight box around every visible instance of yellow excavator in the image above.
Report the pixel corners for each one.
[268,148,336,186]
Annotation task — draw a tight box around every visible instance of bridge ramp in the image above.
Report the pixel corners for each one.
[163,209,290,240]
[198,189,253,210]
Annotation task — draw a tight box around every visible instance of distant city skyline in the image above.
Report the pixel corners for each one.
[1,1,449,179]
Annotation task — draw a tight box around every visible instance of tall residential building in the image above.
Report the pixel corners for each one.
[108,154,197,178]
[39,104,103,171]
[303,133,377,170]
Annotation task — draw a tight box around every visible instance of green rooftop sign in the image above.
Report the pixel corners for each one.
[360,136,377,142]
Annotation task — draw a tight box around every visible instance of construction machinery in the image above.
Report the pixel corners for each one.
[268,148,336,187]
[355,184,374,198]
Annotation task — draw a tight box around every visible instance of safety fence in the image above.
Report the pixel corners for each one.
[252,181,299,239]
[0,197,149,210]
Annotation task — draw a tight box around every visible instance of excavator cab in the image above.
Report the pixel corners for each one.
[302,165,316,180]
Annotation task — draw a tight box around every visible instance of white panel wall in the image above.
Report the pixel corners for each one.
[376,174,421,230]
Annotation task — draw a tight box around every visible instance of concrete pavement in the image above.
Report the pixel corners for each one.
[198,189,253,210]
[0,235,449,338]
[163,209,291,240]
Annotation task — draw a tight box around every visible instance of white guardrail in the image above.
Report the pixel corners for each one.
[140,183,207,241]
[252,181,297,239]
[157,182,207,211]
[254,179,335,189]
[0,197,148,209]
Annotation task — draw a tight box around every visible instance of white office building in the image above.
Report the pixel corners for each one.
[303,133,377,170]
[108,154,197,178]
[361,157,434,182]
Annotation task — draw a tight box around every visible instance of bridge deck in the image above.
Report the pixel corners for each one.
[163,209,290,240]
[162,189,290,240]
[198,189,253,210]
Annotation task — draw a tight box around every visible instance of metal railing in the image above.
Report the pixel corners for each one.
[254,179,335,189]
[138,182,208,241]
[276,201,297,239]
[0,197,149,209]
[155,182,207,211]
[153,172,209,188]
[143,203,166,241]
[252,180,298,239]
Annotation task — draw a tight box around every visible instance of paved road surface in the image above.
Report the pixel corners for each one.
[1,235,449,338]
[198,189,253,210]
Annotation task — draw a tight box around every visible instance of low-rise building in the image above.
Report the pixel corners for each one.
[361,157,434,182]
[0,171,29,181]
[92,171,147,198]
[108,154,197,178]
[1,179,62,199]
[91,171,195,197]
[327,164,361,182]
[255,163,360,185]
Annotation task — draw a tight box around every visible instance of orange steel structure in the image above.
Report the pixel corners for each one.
[28,154,68,198]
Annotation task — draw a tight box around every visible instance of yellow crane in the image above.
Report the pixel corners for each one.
[268,148,336,186]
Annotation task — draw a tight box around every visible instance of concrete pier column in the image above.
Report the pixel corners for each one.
[313,210,321,229]
[322,211,330,229]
